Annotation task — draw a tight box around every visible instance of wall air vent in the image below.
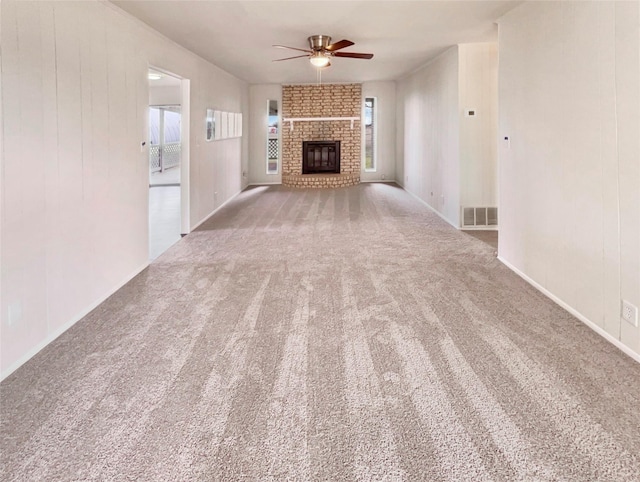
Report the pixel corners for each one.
[462,207,498,227]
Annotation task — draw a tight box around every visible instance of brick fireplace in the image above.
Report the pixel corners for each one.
[281,84,361,188]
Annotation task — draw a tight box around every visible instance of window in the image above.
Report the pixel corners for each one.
[149,105,181,173]
[364,97,376,172]
[267,100,279,174]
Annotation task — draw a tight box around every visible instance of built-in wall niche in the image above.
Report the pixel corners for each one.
[206,109,242,141]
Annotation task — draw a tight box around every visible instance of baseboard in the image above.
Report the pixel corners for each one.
[498,256,640,365]
[1,261,150,382]
[360,179,397,184]
[191,189,243,231]
[402,188,460,230]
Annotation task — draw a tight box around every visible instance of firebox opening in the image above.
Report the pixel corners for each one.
[302,141,340,174]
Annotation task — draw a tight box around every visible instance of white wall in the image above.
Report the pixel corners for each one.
[0,0,249,379]
[149,84,181,106]
[459,43,498,209]
[498,1,639,356]
[397,47,461,226]
[397,43,498,227]
[395,83,405,189]
[361,81,396,182]
[248,84,282,185]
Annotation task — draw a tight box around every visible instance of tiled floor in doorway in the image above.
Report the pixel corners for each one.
[150,166,180,186]
[149,185,181,260]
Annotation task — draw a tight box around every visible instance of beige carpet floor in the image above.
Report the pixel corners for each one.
[2,183,640,481]
[462,230,498,250]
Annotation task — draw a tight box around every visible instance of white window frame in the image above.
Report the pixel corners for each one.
[363,96,377,173]
[266,99,279,175]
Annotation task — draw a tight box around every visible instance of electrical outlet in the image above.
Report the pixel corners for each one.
[621,300,638,327]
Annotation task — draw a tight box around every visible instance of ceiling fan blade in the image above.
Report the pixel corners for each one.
[273,54,310,62]
[333,52,374,59]
[325,39,354,52]
[273,44,312,54]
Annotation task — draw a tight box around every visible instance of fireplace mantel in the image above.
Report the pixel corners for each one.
[283,116,359,131]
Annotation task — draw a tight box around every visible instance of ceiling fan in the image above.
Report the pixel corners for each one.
[273,35,373,68]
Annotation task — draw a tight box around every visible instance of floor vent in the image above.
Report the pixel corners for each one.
[462,207,498,227]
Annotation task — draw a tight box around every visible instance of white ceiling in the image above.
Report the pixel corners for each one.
[112,0,520,85]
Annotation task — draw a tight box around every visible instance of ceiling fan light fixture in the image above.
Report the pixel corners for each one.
[309,53,330,68]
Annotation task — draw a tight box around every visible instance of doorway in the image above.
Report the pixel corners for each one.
[148,68,189,261]
[149,105,181,186]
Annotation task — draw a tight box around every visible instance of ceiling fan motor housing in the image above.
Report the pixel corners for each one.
[308,35,331,51]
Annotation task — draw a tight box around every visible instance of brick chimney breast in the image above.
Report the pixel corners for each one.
[281,83,361,188]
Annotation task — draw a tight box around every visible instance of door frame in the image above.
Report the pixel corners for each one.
[147,65,190,237]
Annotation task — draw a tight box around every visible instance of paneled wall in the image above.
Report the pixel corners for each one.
[396,43,498,227]
[498,1,639,356]
[0,0,249,378]
[248,84,282,185]
[149,85,182,106]
[459,43,498,209]
[397,47,461,226]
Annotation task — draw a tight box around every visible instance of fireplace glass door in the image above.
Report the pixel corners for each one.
[302,141,340,174]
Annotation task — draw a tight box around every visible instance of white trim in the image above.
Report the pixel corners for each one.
[248,182,281,186]
[146,66,190,237]
[180,78,191,235]
[0,261,149,382]
[360,179,396,183]
[190,188,243,231]
[266,99,280,175]
[363,96,377,173]
[403,187,460,230]
[498,256,640,365]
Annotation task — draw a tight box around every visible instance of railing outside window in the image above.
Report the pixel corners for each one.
[150,142,181,173]
[149,105,181,173]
